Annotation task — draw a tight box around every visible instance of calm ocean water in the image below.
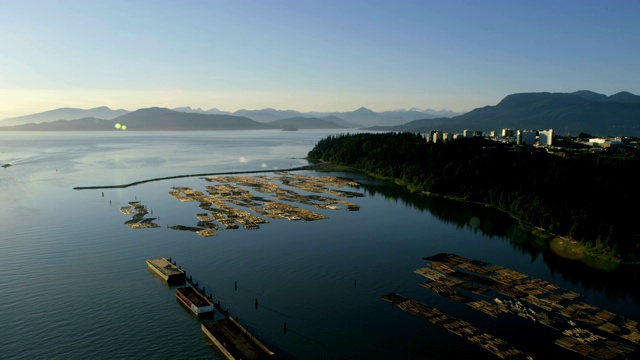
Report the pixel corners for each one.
[1,130,638,360]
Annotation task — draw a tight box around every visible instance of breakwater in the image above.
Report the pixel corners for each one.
[72,164,320,190]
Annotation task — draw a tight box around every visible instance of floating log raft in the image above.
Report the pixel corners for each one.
[119,200,158,228]
[421,283,508,318]
[383,293,530,360]
[554,332,636,360]
[164,174,362,236]
[169,225,216,237]
[420,252,640,355]
[196,229,217,237]
[128,221,161,229]
[197,221,220,230]
[196,213,215,222]
[120,206,135,214]
[252,201,327,221]
[561,303,640,344]
[415,267,462,287]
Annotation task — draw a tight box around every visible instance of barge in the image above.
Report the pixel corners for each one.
[146,258,186,284]
[176,286,214,316]
[202,317,274,360]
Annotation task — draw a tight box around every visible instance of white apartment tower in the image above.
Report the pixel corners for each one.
[502,128,515,137]
[538,129,554,146]
[517,130,537,145]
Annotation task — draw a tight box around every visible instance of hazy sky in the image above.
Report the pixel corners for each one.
[1,0,639,118]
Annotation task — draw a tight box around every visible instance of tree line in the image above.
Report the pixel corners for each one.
[308,132,640,263]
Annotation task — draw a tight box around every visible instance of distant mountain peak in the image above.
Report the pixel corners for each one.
[571,90,608,102]
[0,106,130,126]
[353,107,376,113]
[607,91,640,104]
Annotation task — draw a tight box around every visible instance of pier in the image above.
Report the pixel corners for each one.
[145,258,186,284]
[146,258,273,358]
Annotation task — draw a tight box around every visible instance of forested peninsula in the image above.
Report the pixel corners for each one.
[308,133,640,263]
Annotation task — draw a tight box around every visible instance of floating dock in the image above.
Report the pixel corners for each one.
[145,258,186,284]
[202,317,275,360]
[176,286,214,316]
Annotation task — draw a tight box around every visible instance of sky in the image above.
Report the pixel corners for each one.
[1,0,639,119]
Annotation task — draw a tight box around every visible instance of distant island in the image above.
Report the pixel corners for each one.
[307,132,640,264]
[1,90,639,135]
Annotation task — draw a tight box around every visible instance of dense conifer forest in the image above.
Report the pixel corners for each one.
[308,132,640,263]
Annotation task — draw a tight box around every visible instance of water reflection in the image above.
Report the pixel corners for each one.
[353,176,640,303]
[543,252,640,305]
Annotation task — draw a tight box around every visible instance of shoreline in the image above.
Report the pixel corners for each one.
[422,191,631,267]
[322,162,633,267]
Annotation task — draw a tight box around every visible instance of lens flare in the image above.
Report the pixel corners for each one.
[261,163,267,168]
[239,157,247,163]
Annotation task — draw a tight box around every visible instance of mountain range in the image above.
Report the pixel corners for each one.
[1,91,639,136]
[0,105,461,128]
[368,91,640,136]
[0,108,350,131]
[0,106,129,126]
